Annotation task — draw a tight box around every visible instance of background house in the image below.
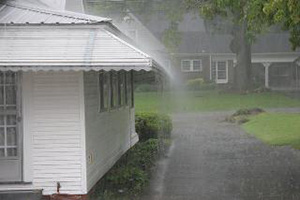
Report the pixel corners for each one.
[94,10,300,91]
[0,1,163,199]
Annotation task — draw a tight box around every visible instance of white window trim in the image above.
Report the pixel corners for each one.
[211,60,229,84]
[181,59,203,72]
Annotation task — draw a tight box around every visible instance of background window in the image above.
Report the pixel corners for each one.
[181,60,202,72]
[181,60,191,71]
[193,60,202,71]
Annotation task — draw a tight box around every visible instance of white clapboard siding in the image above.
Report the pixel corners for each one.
[84,71,135,191]
[30,72,86,195]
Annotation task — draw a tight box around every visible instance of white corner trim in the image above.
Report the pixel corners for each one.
[79,71,87,194]
[22,72,34,182]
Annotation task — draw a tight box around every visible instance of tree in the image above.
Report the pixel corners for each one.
[185,0,270,91]
[262,0,300,50]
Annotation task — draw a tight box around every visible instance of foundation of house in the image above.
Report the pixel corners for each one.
[42,194,88,200]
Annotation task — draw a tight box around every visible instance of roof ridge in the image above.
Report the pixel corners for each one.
[5,1,111,23]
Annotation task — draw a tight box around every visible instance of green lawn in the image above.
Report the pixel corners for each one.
[243,113,300,149]
[135,90,300,113]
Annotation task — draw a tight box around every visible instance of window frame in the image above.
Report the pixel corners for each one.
[117,71,126,107]
[211,60,229,84]
[181,59,203,72]
[98,71,110,112]
[110,71,119,109]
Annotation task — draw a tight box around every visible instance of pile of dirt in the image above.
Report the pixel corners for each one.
[226,108,265,124]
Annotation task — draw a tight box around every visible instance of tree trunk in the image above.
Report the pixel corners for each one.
[231,21,252,91]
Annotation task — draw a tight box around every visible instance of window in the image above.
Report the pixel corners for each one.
[99,72,109,112]
[118,72,126,107]
[193,60,202,71]
[181,60,191,72]
[181,60,202,72]
[211,61,228,84]
[110,72,119,109]
[0,72,18,158]
[126,71,134,108]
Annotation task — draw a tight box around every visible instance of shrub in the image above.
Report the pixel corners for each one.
[91,113,173,200]
[232,108,265,117]
[185,78,216,91]
[92,139,160,200]
[126,139,160,170]
[226,108,265,124]
[135,112,172,142]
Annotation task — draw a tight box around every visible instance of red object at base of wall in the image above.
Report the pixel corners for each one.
[42,194,88,200]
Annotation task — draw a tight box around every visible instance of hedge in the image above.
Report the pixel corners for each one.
[135,112,172,142]
[90,112,173,200]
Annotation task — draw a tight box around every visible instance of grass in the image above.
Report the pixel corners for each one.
[135,90,300,113]
[242,113,300,149]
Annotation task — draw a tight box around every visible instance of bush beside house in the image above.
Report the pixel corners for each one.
[185,78,216,91]
[135,112,172,142]
[90,112,172,200]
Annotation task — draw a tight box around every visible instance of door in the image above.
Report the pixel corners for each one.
[211,61,228,84]
[0,72,22,182]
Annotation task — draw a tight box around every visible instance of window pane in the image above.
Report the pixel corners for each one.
[126,73,132,107]
[0,148,4,157]
[5,72,16,84]
[103,73,109,110]
[0,86,4,106]
[99,72,110,112]
[118,72,125,107]
[130,71,134,108]
[110,72,118,108]
[217,61,227,80]
[193,60,201,71]
[0,116,4,126]
[0,72,4,84]
[6,86,17,105]
[0,128,4,146]
[211,61,217,81]
[124,74,128,106]
[7,148,17,157]
[7,115,16,125]
[7,127,17,146]
[182,60,191,71]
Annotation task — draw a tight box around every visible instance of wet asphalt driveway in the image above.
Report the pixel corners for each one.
[142,111,300,200]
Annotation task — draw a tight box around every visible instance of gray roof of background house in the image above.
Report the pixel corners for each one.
[131,12,299,55]
[175,32,299,54]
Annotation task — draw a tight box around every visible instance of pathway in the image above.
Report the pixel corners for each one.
[141,111,300,200]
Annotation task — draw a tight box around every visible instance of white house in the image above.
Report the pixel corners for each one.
[0,1,164,199]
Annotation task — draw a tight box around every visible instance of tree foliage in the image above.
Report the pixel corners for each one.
[263,0,300,50]
[185,0,300,49]
[185,0,269,43]
[184,0,299,90]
